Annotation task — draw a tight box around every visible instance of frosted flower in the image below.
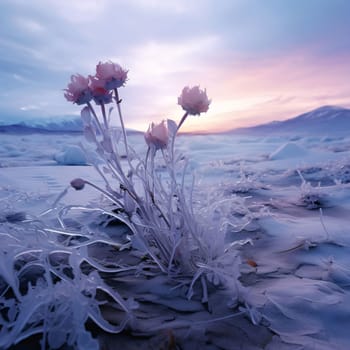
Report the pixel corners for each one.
[64,74,92,105]
[89,76,113,105]
[144,120,169,150]
[178,86,211,115]
[95,61,128,90]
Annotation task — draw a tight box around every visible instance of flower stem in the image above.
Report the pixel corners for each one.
[114,88,129,157]
[87,101,103,135]
[83,180,123,206]
[171,112,188,160]
[176,112,189,133]
[100,102,108,129]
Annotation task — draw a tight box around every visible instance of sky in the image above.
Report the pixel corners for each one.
[0,0,350,133]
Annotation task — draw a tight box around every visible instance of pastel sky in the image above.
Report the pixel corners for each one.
[1,0,350,132]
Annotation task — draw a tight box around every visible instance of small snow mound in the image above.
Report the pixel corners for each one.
[269,142,308,160]
[54,146,87,165]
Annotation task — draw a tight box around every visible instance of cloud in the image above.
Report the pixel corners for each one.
[0,0,350,131]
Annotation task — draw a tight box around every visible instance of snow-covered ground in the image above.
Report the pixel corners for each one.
[1,130,350,349]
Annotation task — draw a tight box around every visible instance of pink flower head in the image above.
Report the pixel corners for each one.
[178,86,211,115]
[89,75,113,105]
[144,120,169,150]
[64,74,92,105]
[95,61,128,90]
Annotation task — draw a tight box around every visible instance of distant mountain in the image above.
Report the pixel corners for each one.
[231,106,350,136]
[0,117,142,135]
[0,124,49,134]
[30,118,84,132]
[0,118,83,134]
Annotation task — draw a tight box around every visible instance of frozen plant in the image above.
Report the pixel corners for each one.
[66,62,238,278]
[64,62,254,301]
[230,162,269,194]
[297,169,328,209]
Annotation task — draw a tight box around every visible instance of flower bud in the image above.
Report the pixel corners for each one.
[144,120,169,150]
[70,178,86,190]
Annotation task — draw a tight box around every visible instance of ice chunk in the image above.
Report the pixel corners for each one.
[54,145,87,165]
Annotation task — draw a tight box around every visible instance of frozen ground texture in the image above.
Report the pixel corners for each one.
[1,130,350,349]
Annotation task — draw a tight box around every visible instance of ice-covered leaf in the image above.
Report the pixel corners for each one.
[167,119,177,138]
[84,125,96,143]
[81,106,92,124]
